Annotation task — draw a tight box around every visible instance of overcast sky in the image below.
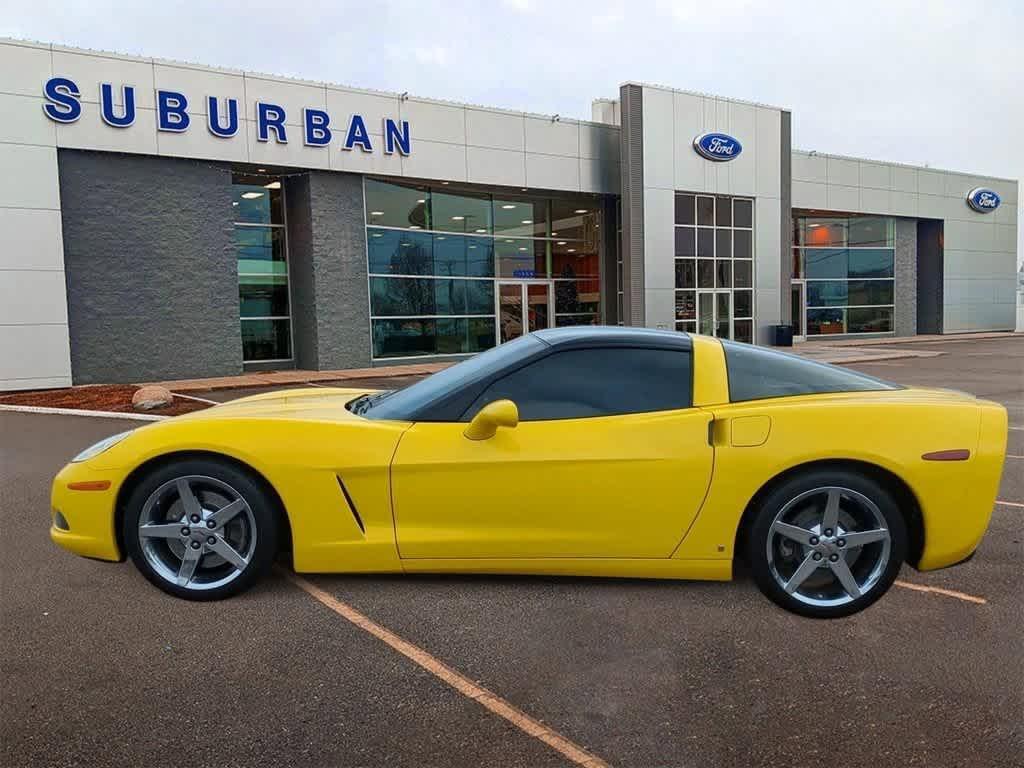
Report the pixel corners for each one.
[3,0,1021,264]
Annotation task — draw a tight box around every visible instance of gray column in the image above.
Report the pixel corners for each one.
[285,170,371,370]
[894,218,918,337]
[618,84,645,327]
[58,150,241,384]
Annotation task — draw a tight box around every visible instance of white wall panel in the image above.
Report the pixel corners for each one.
[525,117,578,156]
[402,138,467,182]
[859,162,891,190]
[465,109,524,152]
[56,103,159,155]
[242,75,326,127]
[859,187,892,215]
[398,99,465,145]
[466,146,524,187]
[246,120,331,169]
[0,270,68,324]
[641,87,674,191]
[52,49,156,108]
[579,158,618,194]
[643,289,675,330]
[792,152,827,183]
[891,166,918,193]
[643,188,674,291]
[792,180,827,208]
[579,124,617,161]
[671,91,705,192]
[334,143,403,175]
[525,153,579,192]
[826,157,859,187]
[0,144,60,209]
[0,41,52,97]
[153,64,245,116]
[0,208,63,270]
[326,88,402,138]
[158,119,249,162]
[0,324,71,386]
[916,169,946,196]
[0,93,56,146]
[826,184,859,211]
[753,107,780,199]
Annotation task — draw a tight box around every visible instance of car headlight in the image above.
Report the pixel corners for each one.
[72,431,132,463]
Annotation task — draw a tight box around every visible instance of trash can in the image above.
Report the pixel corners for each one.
[771,324,794,347]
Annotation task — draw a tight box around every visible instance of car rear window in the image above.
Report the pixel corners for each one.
[721,340,899,403]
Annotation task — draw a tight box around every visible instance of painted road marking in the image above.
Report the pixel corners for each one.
[894,581,987,604]
[285,571,610,768]
[1006,455,1024,460]
[996,500,1024,508]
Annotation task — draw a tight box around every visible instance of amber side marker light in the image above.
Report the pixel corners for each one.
[67,480,111,491]
[922,450,970,461]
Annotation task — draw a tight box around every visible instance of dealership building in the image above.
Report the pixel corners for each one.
[0,38,1019,391]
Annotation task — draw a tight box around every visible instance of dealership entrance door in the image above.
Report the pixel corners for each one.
[791,281,806,342]
[697,289,733,339]
[498,281,553,343]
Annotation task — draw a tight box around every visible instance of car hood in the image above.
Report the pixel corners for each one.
[175,387,385,422]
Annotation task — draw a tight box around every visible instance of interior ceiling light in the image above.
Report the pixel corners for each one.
[416,198,426,204]
[263,181,281,189]
[518,247,527,252]
[521,220,532,224]
[557,241,567,245]
[475,228,487,233]
[371,233,382,238]
[409,225,421,229]
[574,209,587,214]
[370,211,384,216]
[551,232,558,236]
[241,192,264,199]
[501,204,516,210]
[451,215,465,221]
[257,168,267,172]
[568,248,576,253]
[505,239,514,243]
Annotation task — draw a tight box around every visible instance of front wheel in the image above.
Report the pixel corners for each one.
[747,470,907,618]
[123,458,279,600]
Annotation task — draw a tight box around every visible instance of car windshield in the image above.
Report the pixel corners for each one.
[361,335,546,421]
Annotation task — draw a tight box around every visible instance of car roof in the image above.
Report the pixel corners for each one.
[532,325,692,350]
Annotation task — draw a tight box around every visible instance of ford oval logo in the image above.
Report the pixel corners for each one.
[966,187,1001,213]
[693,132,742,162]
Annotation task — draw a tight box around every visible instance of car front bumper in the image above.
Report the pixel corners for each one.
[50,462,123,562]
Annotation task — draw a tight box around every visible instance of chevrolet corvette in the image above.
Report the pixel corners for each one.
[50,327,1007,618]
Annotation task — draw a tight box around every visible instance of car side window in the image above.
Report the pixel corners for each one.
[721,340,899,402]
[462,347,693,421]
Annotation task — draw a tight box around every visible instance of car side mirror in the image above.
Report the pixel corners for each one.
[464,399,519,441]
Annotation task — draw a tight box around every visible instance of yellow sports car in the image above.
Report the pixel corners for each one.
[51,328,1007,618]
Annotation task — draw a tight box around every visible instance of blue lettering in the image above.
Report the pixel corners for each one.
[303,108,332,146]
[99,83,136,128]
[383,118,410,155]
[42,77,82,123]
[343,114,373,152]
[257,102,287,143]
[156,90,190,132]
[207,97,238,138]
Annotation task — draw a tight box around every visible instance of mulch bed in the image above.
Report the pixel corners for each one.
[0,384,211,417]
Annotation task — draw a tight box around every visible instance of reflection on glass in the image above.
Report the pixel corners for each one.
[433,190,492,234]
[697,228,714,259]
[734,229,752,259]
[716,292,731,338]
[734,260,752,288]
[233,180,283,225]
[733,199,753,228]
[236,227,286,275]
[734,319,753,344]
[791,284,804,337]
[364,179,430,229]
[241,318,291,361]
[496,239,547,279]
[494,197,548,237]
[371,318,497,357]
[848,307,893,333]
[734,290,753,318]
[698,259,714,288]
[698,293,714,336]
[807,308,845,335]
[675,194,695,225]
[675,227,696,258]
[527,284,550,332]
[716,260,731,288]
[675,259,695,289]
[716,229,731,259]
[370,277,494,317]
[499,284,523,343]
[240,274,289,317]
[555,279,599,314]
[675,291,696,321]
[697,196,714,226]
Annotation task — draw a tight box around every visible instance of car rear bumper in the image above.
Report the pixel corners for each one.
[50,463,122,562]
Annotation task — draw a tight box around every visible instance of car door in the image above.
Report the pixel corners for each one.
[390,345,714,560]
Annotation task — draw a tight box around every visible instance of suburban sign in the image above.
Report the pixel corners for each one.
[41,76,412,155]
[966,187,1001,213]
[693,132,742,162]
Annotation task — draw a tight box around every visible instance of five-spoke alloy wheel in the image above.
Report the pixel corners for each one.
[748,469,906,618]
[123,458,278,600]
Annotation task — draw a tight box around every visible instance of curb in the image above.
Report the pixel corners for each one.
[0,404,169,421]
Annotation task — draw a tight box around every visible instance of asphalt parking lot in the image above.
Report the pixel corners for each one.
[1,337,1021,768]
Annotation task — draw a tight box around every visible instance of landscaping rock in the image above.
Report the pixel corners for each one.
[132,385,174,411]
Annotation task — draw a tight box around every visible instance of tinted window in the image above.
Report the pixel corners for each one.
[365,335,545,420]
[722,340,899,402]
[464,347,692,421]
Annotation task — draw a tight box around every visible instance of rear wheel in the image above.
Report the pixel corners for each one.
[747,469,906,618]
[123,458,279,600]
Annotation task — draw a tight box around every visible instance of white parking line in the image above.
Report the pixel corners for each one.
[996,500,1024,509]
[286,571,610,768]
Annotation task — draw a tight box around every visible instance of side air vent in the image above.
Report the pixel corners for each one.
[335,475,365,534]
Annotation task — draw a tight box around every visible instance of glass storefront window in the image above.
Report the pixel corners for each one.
[234,174,291,363]
[364,179,430,229]
[365,178,604,358]
[795,213,896,337]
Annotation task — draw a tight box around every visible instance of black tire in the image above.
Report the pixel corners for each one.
[123,457,279,601]
[746,468,907,619]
